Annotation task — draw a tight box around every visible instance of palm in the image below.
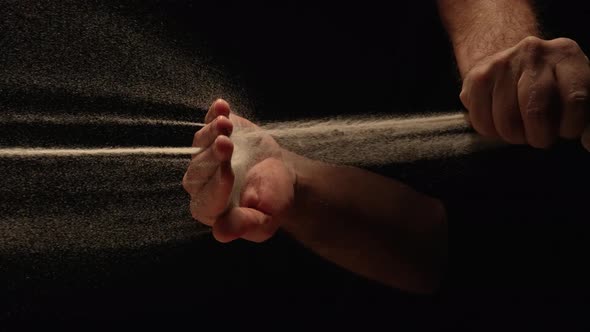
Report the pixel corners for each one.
[242,157,295,218]
[183,99,296,243]
[221,115,295,242]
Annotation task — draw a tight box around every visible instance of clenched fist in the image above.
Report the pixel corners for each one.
[460,36,590,149]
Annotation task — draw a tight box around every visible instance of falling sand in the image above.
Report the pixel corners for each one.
[0,0,498,263]
[0,113,497,162]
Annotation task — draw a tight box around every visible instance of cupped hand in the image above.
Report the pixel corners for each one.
[460,36,590,150]
[182,99,296,243]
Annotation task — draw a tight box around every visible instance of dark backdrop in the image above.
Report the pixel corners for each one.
[1,0,590,330]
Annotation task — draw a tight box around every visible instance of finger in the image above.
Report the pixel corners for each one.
[193,116,233,148]
[184,136,233,200]
[461,66,498,137]
[492,63,526,144]
[518,67,560,148]
[240,222,280,243]
[197,137,235,216]
[205,99,231,124]
[187,136,235,224]
[212,207,271,243]
[190,161,234,226]
[191,116,233,160]
[555,57,590,139]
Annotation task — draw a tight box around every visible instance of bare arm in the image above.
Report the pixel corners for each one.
[437,0,540,77]
[184,100,448,294]
[282,151,448,293]
[437,0,590,150]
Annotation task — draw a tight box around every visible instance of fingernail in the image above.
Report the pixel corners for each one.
[215,99,230,113]
[215,116,231,136]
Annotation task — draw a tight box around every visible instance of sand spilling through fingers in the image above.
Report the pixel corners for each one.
[256,113,498,165]
[0,0,498,256]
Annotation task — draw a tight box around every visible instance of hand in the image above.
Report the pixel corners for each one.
[460,36,590,150]
[182,99,296,243]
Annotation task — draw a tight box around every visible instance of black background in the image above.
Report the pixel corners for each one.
[2,0,590,330]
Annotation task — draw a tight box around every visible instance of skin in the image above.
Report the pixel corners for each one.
[183,99,447,293]
[183,100,293,243]
[438,0,590,149]
[183,1,590,293]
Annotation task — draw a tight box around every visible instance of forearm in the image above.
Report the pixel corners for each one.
[437,0,541,77]
[280,150,447,293]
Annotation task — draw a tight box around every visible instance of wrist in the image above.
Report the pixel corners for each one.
[455,33,540,78]
[439,0,541,78]
[279,148,311,234]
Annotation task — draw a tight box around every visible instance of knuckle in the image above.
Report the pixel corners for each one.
[193,130,203,143]
[468,66,493,86]
[565,91,588,106]
[520,36,544,49]
[519,36,545,61]
[552,37,580,53]
[182,174,191,192]
[491,55,512,71]
[194,123,216,145]
[522,89,556,120]
[459,92,468,107]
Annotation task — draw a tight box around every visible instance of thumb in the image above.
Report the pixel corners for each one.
[212,207,270,243]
